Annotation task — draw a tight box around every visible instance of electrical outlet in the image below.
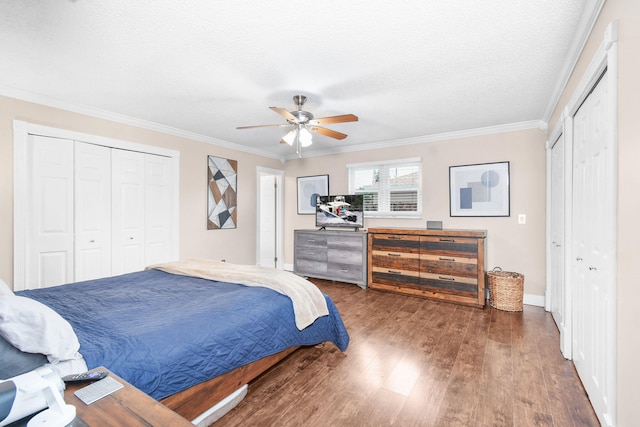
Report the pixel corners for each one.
[518,214,526,225]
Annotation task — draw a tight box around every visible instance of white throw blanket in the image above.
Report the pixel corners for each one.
[146,259,329,330]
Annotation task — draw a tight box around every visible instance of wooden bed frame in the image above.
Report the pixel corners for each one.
[160,346,299,420]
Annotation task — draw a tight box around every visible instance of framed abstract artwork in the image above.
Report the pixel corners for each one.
[208,156,238,229]
[449,161,510,217]
[297,174,329,214]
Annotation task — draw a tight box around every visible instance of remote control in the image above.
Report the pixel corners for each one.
[62,370,108,383]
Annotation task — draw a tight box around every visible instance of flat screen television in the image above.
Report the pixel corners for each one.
[315,194,364,230]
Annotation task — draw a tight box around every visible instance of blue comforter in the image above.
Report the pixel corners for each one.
[18,269,349,400]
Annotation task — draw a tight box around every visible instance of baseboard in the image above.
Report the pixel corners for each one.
[283,263,294,272]
[523,293,545,307]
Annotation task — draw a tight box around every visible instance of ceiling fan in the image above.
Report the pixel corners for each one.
[236,95,358,156]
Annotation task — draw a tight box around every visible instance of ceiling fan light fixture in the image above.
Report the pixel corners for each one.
[237,95,357,155]
[282,129,296,145]
[299,127,313,147]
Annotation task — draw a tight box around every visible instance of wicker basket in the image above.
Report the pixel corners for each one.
[487,267,524,312]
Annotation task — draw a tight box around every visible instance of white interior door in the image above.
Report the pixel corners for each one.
[144,154,174,266]
[111,149,146,275]
[26,135,74,289]
[256,167,283,269]
[75,142,112,281]
[571,71,616,426]
[549,133,569,355]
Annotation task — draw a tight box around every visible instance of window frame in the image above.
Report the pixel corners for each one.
[347,157,422,219]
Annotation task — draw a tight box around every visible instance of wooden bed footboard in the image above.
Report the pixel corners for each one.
[160,346,299,420]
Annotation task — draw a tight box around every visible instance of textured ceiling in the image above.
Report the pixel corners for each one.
[0,1,602,160]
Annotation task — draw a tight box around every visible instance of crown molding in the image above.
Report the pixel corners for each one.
[2,84,544,164]
[287,120,546,160]
[542,0,606,122]
[0,84,284,161]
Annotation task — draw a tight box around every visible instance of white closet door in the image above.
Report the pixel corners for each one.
[572,71,615,424]
[258,173,277,268]
[549,134,568,354]
[111,149,146,275]
[26,135,74,289]
[75,142,112,281]
[144,154,173,266]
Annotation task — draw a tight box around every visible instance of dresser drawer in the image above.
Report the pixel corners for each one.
[419,254,478,278]
[328,248,363,266]
[371,250,419,271]
[370,233,420,254]
[371,265,420,287]
[296,259,328,276]
[419,272,478,298]
[419,236,478,257]
[295,246,328,262]
[328,234,364,251]
[329,261,363,282]
[296,232,328,248]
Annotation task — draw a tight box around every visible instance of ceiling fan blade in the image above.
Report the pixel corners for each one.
[236,123,290,130]
[269,107,299,123]
[309,126,348,140]
[309,114,358,125]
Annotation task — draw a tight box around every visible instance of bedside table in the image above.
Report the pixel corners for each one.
[63,367,192,426]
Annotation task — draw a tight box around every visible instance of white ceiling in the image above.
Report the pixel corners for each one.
[0,1,603,160]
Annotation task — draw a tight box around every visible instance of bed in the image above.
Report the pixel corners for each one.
[0,260,350,423]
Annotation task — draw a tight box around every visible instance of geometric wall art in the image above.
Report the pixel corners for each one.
[449,161,510,217]
[297,174,329,214]
[207,155,238,229]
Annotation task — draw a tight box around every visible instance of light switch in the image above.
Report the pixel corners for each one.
[518,214,526,224]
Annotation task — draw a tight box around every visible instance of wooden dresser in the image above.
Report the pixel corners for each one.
[368,228,487,307]
[294,229,367,288]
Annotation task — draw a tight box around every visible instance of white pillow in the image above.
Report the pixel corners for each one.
[0,295,81,363]
[0,278,13,297]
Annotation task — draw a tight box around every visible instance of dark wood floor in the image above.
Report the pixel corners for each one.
[215,279,599,427]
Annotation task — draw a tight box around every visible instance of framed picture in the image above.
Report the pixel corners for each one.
[207,155,238,229]
[297,174,329,214]
[449,161,510,217]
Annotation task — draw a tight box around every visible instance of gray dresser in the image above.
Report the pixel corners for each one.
[294,229,368,288]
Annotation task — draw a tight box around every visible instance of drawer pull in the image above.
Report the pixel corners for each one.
[388,253,402,257]
[387,269,402,275]
[387,236,402,240]
[439,238,455,242]
[439,257,455,261]
[340,269,350,273]
[438,276,456,281]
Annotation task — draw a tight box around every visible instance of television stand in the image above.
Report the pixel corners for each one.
[294,229,367,288]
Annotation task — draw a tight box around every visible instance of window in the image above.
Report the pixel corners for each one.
[347,158,422,218]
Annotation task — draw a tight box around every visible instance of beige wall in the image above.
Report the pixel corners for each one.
[283,128,547,299]
[0,95,283,287]
[546,0,640,424]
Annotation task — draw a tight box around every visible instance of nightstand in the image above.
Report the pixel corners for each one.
[63,367,192,426]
